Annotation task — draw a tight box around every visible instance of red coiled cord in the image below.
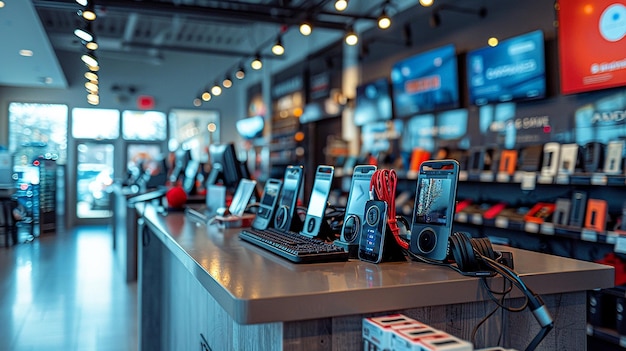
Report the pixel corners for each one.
[370,169,409,250]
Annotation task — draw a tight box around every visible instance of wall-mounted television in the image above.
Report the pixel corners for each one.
[466,30,546,106]
[559,1,626,95]
[353,77,393,126]
[390,44,459,118]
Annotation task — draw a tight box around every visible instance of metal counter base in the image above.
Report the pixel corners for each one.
[138,204,610,351]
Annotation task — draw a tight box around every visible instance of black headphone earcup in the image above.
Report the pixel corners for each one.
[449,232,478,272]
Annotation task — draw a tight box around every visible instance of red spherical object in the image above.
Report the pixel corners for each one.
[166,186,187,209]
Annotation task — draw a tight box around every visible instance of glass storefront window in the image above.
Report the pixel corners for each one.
[8,102,68,165]
[168,109,220,162]
[72,108,120,139]
[122,110,167,140]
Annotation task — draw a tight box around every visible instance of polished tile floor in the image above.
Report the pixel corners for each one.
[0,226,137,351]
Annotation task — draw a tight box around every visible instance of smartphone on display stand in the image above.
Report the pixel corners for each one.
[251,178,282,230]
[274,165,305,232]
[300,165,335,239]
[409,159,460,261]
[335,165,377,256]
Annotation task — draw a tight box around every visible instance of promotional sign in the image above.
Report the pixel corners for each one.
[559,0,626,94]
[467,30,546,105]
[390,44,459,117]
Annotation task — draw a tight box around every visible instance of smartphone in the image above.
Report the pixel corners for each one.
[409,159,460,261]
[300,165,335,238]
[339,165,377,245]
[251,178,282,230]
[358,200,388,263]
[228,178,257,217]
[274,165,304,232]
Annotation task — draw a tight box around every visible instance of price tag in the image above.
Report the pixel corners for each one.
[495,216,509,228]
[496,172,510,183]
[537,175,553,184]
[581,229,598,242]
[591,173,607,186]
[541,223,555,235]
[555,174,570,185]
[456,212,468,223]
[479,172,494,182]
[521,172,537,191]
[458,171,468,182]
[471,214,483,225]
[615,236,626,254]
[525,222,539,233]
[605,231,618,245]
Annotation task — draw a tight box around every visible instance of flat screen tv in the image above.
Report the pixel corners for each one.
[353,78,393,126]
[559,0,626,95]
[390,44,459,118]
[466,30,546,106]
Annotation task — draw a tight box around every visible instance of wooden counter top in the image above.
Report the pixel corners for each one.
[140,203,614,325]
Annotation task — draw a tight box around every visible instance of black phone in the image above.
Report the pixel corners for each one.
[409,159,460,261]
[251,178,282,230]
[300,165,334,238]
[274,165,304,232]
[358,200,388,263]
[339,165,377,245]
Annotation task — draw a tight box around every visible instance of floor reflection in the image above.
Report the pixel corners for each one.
[0,225,137,351]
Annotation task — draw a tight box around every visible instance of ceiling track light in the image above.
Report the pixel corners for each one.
[235,66,246,79]
[335,0,349,12]
[77,2,96,21]
[345,26,358,46]
[271,37,285,56]
[377,9,391,29]
[299,21,312,36]
[201,90,212,102]
[222,75,233,88]
[211,83,222,96]
[81,51,99,67]
[76,0,88,6]
[74,28,94,43]
[84,71,98,81]
[251,54,263,70]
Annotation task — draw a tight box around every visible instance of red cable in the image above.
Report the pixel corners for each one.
[370,169,409,250]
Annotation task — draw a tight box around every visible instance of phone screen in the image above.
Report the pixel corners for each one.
[346,174,372,218]
[413,177,453,226]
[261,184,279,206]
[279,168,301,210]
[308,178,331,217]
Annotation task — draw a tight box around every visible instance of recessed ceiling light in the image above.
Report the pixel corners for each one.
[19,49,34,57]
[0,2,6,9]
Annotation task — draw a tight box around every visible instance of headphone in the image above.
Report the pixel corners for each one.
[409,231,553,351]
[447,232,497,276]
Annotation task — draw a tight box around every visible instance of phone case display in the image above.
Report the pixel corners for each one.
[38,157,57,234]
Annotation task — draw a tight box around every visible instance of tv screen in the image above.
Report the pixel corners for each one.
[390,44,459,117]
[467,30,546,106]
[353,78,393,126]
[559,0,626,95]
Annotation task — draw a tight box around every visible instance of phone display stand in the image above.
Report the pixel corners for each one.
[215,213,255,228]
[379,225,408,263]
[315,219,337,242]
[334,240,359,258]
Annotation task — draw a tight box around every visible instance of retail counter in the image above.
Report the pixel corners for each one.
[137,203,613,351]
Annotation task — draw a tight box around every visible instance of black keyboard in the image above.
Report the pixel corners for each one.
[239,227,349,263]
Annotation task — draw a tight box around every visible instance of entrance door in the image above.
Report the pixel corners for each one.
[75,142,114,220]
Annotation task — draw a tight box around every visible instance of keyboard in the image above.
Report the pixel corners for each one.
[239,227,349,263]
